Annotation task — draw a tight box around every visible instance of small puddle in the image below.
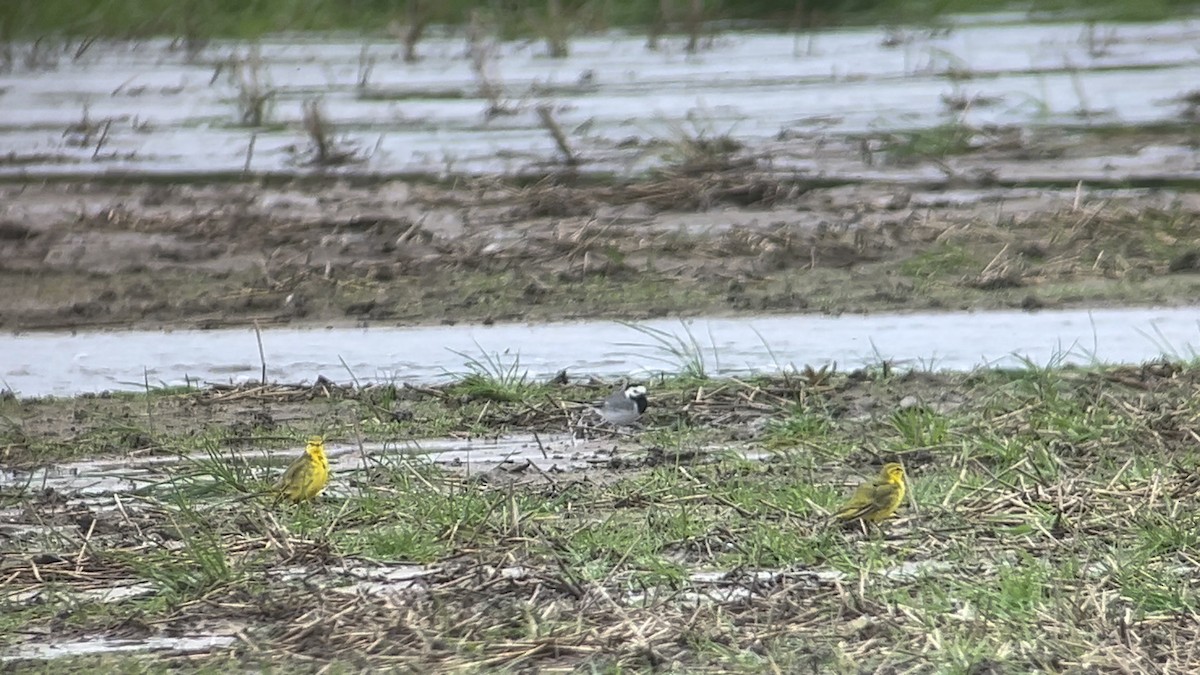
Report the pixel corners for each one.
[629,561,956,605]
[2,435,753,497]
[367,434,616,473]
[1,635,236,662]
[338,563,431,597]
[7,582,157,606]
[1,464,152,497]
[267,561,432,597]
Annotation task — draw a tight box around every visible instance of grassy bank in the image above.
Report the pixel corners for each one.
[3,356,1200,670]
[3,0,1199,41]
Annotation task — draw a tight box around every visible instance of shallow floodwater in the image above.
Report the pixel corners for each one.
[1,16,1199,178]
[0,435,635,495]
[1,636,237,662]
[2,307,1198,397]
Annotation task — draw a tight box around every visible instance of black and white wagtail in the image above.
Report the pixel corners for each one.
[594,384,649,427]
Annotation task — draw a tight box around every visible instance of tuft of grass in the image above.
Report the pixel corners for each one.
[888,405,951,448]
[400,0,431,63]
[466,9,515,118]
[899,242,976,281]
[880,120,976,165]
[293,98,364,166]
[650,112,746,175]
[763,403,832,448]
[225,44,274,127]
[172,438,271,498]
[619,320,716,380]
[124,495,238,599]
[445,345,539,403]
[528,0,572,58]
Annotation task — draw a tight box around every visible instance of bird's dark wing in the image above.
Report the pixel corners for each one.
[870,481,900,509]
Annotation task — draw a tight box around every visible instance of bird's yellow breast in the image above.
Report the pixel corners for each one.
[833,462,907,524]
[299,441,329,500]
[277,438,330,503]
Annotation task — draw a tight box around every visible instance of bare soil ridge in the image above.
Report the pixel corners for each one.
[4,146,1200,332]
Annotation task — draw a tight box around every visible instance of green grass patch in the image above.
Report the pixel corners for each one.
[763,402,832,447]
[899,242,977,281]
[445,346,542,403]
[7,361,1200,670]
[5,0,1200,41]
[881,121,977,164]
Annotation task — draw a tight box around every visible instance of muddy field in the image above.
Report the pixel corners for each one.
[5,130,1200,333]
[3,17,1200,331]
[5,14,1200,672]
[5,363,1200,671]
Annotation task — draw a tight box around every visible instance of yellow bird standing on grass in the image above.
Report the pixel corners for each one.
[832,462,907,524]
[273,436,330,504]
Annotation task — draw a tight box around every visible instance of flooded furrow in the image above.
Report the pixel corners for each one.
[3,307,1198,397]
[1,17,1198,177]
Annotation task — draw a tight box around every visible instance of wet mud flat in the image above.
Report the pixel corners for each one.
[4,362,1200,671]
[4,154,1200,332]
[3,16,1200,331]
